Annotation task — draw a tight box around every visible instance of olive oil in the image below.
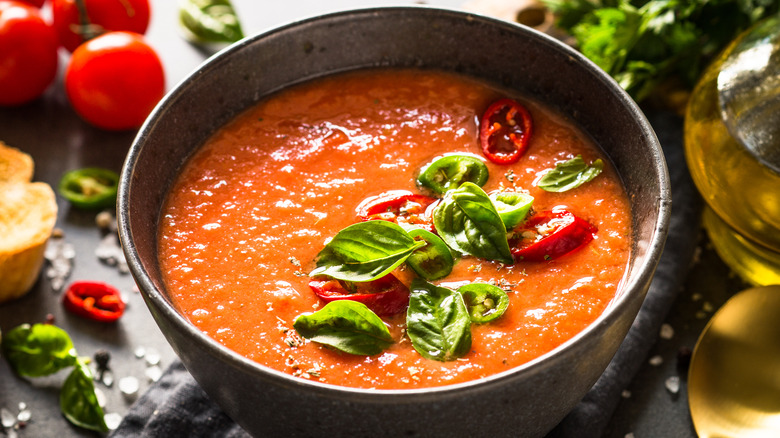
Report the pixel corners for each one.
[684,19,780,286]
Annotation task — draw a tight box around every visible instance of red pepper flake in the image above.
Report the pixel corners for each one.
[62,281,125,322]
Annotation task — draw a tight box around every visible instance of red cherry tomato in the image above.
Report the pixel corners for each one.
[479,98,533,164]
[65,31,164,130]
[52,0,150,52]
[510,208,596,261]
[309,274,410,316]
[63,280,125,322]
[356,190,437,230]
[16,0,44,7]
[0,1,58,106]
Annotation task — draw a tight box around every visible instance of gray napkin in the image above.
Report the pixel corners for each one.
[110,111,702,438]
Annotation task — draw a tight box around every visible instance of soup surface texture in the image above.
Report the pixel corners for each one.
[159,69,631,389]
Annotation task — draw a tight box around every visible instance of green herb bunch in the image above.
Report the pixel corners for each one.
[543,0,780,103]
[1,324,108,432]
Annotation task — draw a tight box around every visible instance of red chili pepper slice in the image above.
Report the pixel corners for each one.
[479,98,533,165]
[510,209,596,261]
[309,274,410,316]
[62,281,125,322]
[356,190,437,230]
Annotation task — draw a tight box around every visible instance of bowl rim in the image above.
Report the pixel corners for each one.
[119,4,671,399]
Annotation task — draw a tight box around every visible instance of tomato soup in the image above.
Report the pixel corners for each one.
[159,69,631,389]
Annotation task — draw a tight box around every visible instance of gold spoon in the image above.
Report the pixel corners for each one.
[688,285,780,437]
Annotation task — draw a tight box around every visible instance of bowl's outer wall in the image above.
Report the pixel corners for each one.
[121,7,670,438]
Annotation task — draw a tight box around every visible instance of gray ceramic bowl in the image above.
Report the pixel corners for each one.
[119,6,671,438]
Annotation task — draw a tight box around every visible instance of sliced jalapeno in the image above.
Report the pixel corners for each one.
[58,168,119,209]
[406,228,454,280]
[458,283,509,323]
[417,154,489,195]
[490,190,534,230]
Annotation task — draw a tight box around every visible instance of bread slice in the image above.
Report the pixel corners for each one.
[0,141,34,183]
[0,142,57,303]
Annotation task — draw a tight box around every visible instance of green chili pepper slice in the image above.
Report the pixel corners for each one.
[417,154,489,195]
[406,228,455,280]
[458,283,510,323]
[58,167,119,209]
[490,190,534,230]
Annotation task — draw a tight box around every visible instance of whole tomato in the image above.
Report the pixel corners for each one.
[65,31,164,130]
[52,0,150,52]
[0,1,58,106]
[17,0,45,7]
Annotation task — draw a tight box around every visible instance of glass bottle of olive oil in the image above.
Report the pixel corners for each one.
[684,17,780,286]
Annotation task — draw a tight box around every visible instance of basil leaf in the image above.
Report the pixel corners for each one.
[406,279,472,362]
[60,360,108,433]
[311,220,425,282]
[293,300,394,356]
[458,283,510,323]
[179,0,245,44]
[432,182,513,264]
[1,324,78,377]
[537,155,604,192]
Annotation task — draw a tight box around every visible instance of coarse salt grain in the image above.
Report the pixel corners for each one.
[649,355,663,366]
[119,376,140,397]
[94,388,106,408]
[665,376,681,394]
[145,349,161,366]
[104,412,123,430]
[16,408,30,423]
[659,323,674,340]
[1,408,15,428]
[102,369,115,387]
[145,365,163,382]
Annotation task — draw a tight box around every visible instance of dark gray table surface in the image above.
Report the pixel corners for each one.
[0,1,746,436]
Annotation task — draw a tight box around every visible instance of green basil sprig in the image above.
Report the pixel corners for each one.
[179,0,245,44]
[406,279,472,362]
[310,220,425,282]
[293,300,394,355]
[1,324,108,432]
[432,182,513,264]
[1,323,78,377]
[537,155,604,192]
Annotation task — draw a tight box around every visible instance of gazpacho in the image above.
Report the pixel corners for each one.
[158,69,631,389]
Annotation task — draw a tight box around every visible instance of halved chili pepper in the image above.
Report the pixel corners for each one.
[479,98,533,165]
[58,167,120,209]
[62,281,125,322]
[356,190,437,230]
[309,274,409,316]
[510,208,596,261]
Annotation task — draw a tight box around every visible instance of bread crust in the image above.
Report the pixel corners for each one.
[0,142,57,303]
